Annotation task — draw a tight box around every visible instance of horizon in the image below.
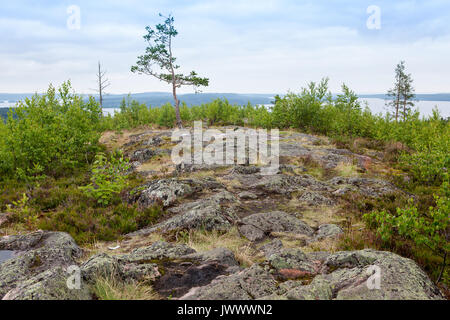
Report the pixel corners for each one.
[1,1,450,94]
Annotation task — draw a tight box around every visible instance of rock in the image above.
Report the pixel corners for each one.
[239,211,314,242]
[278,164,307,174]
[321,250,444,300]
[314,224,344,241]
[129,177,223,208]
[183,248,239,268]
[328,177,400,197]
[117,241,196,263]
[231,165,260,175]
[2,267,91,300]
[154,261,230,298]
[130,148,157,163]
[267,248,318,275]
[80,253,119,283]
[130,191,238,236]
[0,231,83,299]
[306,251,331,263]
[143,136,163,147]
[283,276,333,300]
[298,191,335,206]
[245,174,331,195]
[120,263,161,282]
[259,239,284,258]
[238,191,258,200]
[176,163,228,173]
[179,265,278,300]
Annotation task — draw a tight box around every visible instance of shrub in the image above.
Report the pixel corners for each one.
[0,82,102,180]
[80,152,130,206]
[364,174,449,282]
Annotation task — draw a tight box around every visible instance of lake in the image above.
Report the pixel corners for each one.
[94,100,450,118]
[2,99,449,118]
[359,98,450,118]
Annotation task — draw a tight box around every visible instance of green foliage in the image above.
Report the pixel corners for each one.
[38,203,164,244]
[0,82,102,180]
[387,61,416,122]
[157,103,176,127]
[80,152,130,206]
[6,193,38,230]
[364,174,449,282]
[131,14,209,127]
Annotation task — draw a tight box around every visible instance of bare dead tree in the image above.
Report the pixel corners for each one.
[94,61,110,108]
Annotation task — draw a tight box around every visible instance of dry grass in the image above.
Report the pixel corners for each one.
[304,237,341,253]
[176,228,262,267]
[300,206,345,229]
[217,176,242,190]
[82,233,165,259]
[136,154,174,174]
[92,276,160,300]
[334,162,359,177]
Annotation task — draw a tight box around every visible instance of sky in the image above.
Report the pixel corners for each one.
[0,0,449,94]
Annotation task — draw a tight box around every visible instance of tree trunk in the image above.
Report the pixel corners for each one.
[172,83,182,128]
[98,62,103,108]
[168,32,183,129]
[437,252,447,283]
[395,87,400,122]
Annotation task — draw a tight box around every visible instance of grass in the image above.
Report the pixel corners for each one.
[0,169,166,244]
[176,227,262,267]
[334,162,359,177]
[92,276,160,300]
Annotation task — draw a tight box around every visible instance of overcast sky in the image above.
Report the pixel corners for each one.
[1,0,449,94]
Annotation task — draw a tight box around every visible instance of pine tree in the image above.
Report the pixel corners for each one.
[387,61,415,121]
[131,14,209,128]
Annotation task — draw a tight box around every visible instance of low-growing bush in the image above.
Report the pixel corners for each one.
[80,152,130,206]
[0,81,102,180]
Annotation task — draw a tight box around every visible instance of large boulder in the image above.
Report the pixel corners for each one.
[328,177,400,197]
[0,231,84,299]
[263,249,444,300]
[267,248,319,276]
[129,191,238,236]
[239,211,314,242]
[129,177,223,208]
[180,265,279,300]
[320,250,444,300]
[80,243,239,299]
[313,224,344,241]
[2,267,91,300]
[117,241,196,263]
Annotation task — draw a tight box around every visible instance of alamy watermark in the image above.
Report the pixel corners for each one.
[66,265,81,290]
[67,5,81,30]
[171,121,279,175]
[366,265,381,290]
[367,5,381,30]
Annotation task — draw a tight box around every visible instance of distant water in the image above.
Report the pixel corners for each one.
[2,99,449,118]
[0,101,16,108]
[359,98,450,118]
[98,100,450,119]
[102,108,120,116]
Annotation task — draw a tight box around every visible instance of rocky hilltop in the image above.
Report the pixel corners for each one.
[0,127,445,300]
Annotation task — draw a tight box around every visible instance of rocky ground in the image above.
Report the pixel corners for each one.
[0,127,445,300]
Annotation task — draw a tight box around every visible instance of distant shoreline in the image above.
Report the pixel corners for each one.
[2,97,449,119]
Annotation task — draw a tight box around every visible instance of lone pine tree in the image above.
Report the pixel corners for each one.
[387,61,416,122]
[131,14,209,128]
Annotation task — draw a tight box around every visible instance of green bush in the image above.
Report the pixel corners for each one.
[364,174,449,282]
[80,152,130,206]
[0,82,102,180]
[38,203,164,244]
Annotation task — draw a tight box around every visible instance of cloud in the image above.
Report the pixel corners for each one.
[0,0,449,94]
